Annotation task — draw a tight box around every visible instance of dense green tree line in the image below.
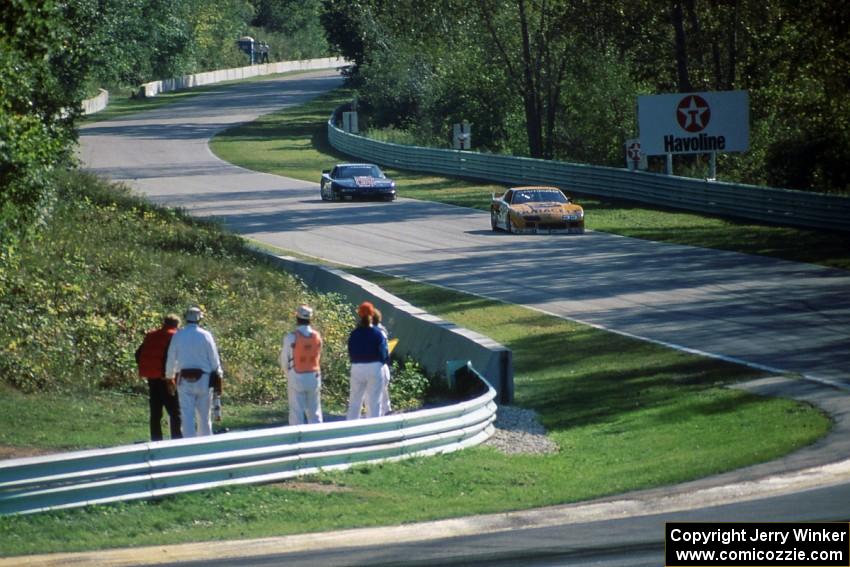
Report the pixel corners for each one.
[321,0,849,194]
[0,0,329,252]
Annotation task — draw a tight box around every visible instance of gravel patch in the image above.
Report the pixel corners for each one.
[484,405,559,455]
[0,445,52,460]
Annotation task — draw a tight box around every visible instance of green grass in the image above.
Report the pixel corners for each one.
[0,78,834,557]
[211,89,850,271]
[0,272,830,556]
[0,384,285,454]
[0,234,831,556]
[209,88,355,180]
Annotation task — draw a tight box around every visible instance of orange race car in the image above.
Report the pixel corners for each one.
[490,186,585,234]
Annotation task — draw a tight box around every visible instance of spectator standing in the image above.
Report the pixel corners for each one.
[280,304,324,425]
[372,308,392,415]
[135,314,182,441]
[165,306,223,438]
[347,302,389,420]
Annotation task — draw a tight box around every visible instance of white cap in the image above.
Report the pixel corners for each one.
[185,306,204,323]
[296,305,313,320]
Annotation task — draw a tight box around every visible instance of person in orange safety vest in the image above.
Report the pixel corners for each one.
[280,304,324,425]
[135,314,182,441]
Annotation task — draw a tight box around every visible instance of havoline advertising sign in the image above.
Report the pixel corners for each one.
[638,90,749,155]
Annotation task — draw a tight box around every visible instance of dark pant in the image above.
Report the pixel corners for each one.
[148,379,182,441]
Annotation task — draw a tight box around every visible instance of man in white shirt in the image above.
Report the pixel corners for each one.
[280,304,323,425]
[166,306,223,437]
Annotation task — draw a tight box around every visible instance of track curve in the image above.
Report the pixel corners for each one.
[78,69,850,387]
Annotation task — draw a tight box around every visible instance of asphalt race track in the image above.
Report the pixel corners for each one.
[78,68,850,388]
[37,64,850,567]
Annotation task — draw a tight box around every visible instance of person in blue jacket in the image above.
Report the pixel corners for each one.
[346,301,389,419]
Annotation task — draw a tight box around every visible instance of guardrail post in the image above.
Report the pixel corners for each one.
[447,360,492,399]
[499,350,513,404]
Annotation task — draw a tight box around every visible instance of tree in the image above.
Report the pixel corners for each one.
[319,0,850,192]
[185,0,254,71]
[320,0,372,66]
[252,0,320,36]
[0,0,93,244]
[471,0,574,159]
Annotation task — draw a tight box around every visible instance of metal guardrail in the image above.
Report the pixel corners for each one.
[0,363,496,515]
[327,108,850,233]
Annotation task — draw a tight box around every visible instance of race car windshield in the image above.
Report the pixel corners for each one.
[513,190,567,204]
[338,165,383,178]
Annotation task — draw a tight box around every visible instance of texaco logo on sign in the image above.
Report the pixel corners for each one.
[676,95,711,133]
[638,90,749,155]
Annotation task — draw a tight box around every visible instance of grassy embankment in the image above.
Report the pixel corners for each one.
[0,83,834,557]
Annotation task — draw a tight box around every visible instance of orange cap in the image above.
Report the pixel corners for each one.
[357,301,375,318]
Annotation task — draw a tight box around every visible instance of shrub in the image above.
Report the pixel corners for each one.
[0,172,430,414]
[387,357,430,411]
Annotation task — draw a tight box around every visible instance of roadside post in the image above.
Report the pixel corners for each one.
[342,97,359,134]
[453,121,472,150]
[624,139,647,171]
[342,111,358,133]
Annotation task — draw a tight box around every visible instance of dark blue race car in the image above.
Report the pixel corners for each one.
[320,163,397,202]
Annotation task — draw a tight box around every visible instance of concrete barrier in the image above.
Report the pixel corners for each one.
[81,89,109,115]
[138,57,347,98]
[262,253,514,404]
[79,57,347,116]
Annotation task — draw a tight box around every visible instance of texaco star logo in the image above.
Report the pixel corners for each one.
[676,95,711,133]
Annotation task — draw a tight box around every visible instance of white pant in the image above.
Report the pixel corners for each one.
[347,362,384,420]
[178,374,213,437]
[380,363,392,415]
[287,371,323,425]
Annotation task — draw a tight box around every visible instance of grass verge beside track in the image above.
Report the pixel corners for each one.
[0,265,830,556]
[0,77,832,557]
[211,88,850,271]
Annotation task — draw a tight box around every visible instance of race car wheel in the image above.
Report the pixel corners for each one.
[490,213,498,232]
[320,185,329,201]
[505,217,514,234]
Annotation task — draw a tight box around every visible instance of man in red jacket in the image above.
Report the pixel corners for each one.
[135,314,182,441]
